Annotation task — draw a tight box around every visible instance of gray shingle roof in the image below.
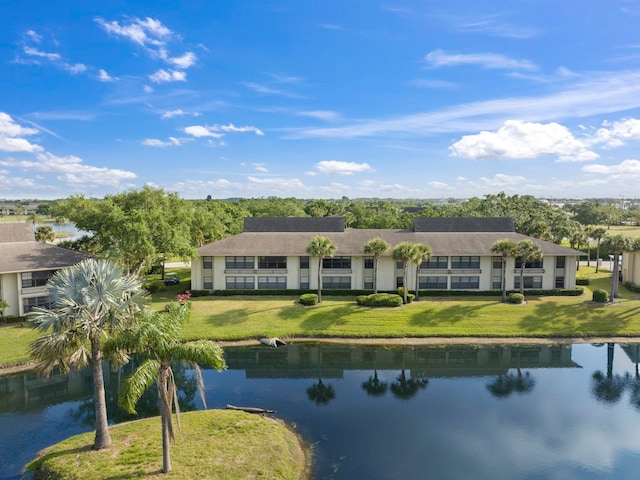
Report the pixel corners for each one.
[243,216,345,232]
[0,222,35,243]
[198,229,582,257]
[0,222,89,273]
[413,217,515,232]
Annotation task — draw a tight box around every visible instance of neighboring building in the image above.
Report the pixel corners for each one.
[192,217,583,293]
[0,223,89,316]
[622,252,640,286]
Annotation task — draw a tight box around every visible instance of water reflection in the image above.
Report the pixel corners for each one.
[4,342,640,480]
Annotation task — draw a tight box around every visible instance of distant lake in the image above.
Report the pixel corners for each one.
[2,342,640,479]
[44,222,88,242]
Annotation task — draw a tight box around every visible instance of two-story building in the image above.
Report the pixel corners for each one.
[0,223,89,317]
[191,217,583,293]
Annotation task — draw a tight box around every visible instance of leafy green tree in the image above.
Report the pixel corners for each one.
[106,301,226,473]
[29,259,147,450]
[411,243,432,301]
[306,236,337,303]
[363,238,390,294]
[392,242,416,304]
[491,239,517,303]
[569,200,608,226]
[514,240,543,296]
[53,186,196,275]
[35,225,55,243]
[601,235,637,301]
[0,299,9,316]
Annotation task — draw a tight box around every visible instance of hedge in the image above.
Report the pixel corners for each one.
[357,293,403,307]
[299,293,318,306]
[0,315,27,324]
[593,289,608,303]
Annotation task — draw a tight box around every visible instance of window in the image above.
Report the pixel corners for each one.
[451,256,480,269]
[396,276,404,288]
[300,256,309,269]
[322,276,351,289]
[225,256,254,269]
[451,276,479,289]
[419,276,447,289]
[514,276,543,289]
[225,276,254,289]
[421,256,448,269]
[492,276,502,290]
[21,271,54,289]
[258,276,286,289]
[23,296,51,312]
[258,256,287,269]
[364,257,374,269]
[322,256,351,269]
[202,256,213,269]
[492,257,502,269]
[556,257,566,268]
[203,276,213,290]
[364,277,374,289]
[555,276,565,288]
[515,258,543,269]
[300,276,309,289]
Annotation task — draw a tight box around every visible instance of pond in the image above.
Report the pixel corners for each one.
[2,342,640,479]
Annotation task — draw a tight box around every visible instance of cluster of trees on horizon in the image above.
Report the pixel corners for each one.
[6,187,638,278]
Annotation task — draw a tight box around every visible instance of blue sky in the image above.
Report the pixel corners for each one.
[2,1,640,200]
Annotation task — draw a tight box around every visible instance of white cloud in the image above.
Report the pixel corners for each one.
[184,125,224,138]
[98,69,116,82]
[66,63,87,74]
[449,120,598,162]
[315,160,373,175]
[425,50,537,71]
[142,137,182,147]
[298,110,340,121]
[252,163,268,172]
[149,69,187,83]
[294,71,640,140]
[23,46,61,61]
[161,109,185,119]
[0,112,136,188]
[0,113,43,153]
[591,118,640,148]
[184,123,264,138]
[25,30,42,43]
[161,50,197,69]
[247,176,305,189]
[143,85,154,93]
[96,17,172,47]
[582,159,640,175]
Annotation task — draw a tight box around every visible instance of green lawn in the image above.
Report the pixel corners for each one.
[28,409,308,480]
[3,266,640,369]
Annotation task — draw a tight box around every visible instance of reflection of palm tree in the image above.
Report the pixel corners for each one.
[626,345,640,409]
[592,343,626,404]
[390,370,428,400]
[362,370,388,397]
[307,379,335,405]
[487,370,535,397]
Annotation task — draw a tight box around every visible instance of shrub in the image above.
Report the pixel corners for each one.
[624,282,640,293]
[396,288,415,303]
[576,277,590,286]
[507,293,525,304]
[593,289,609,303]
[299,293,318,306]
[0,315,27,324]
[145,280,165,293]
[356,293,403,307]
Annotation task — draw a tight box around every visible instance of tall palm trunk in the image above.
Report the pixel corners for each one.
[317,257,323,303]
[610,254,621,302]
[159,366,172,473]
[501,253,508,303]
[91,338,112,449]
[373,257,379,294]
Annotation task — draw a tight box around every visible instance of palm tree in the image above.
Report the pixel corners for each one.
[514,240,543,296]
[363,237,390,294]
[491,239,517,303]
[569,224,587,270]
[589,226,607,272]
[29,258,147,450]
[306,235,337,304]
[412,243,432,301]
[601,234,637,301]
[392,242,416,304]
[107,301,227,473]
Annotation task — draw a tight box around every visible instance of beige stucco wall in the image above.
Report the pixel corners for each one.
[0,273,19,316]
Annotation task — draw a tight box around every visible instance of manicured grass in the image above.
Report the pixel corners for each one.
[4,267,640,370]
[27,409,308,480]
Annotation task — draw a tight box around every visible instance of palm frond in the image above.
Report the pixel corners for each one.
[119,359,159,414]
[171,341,227,371]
